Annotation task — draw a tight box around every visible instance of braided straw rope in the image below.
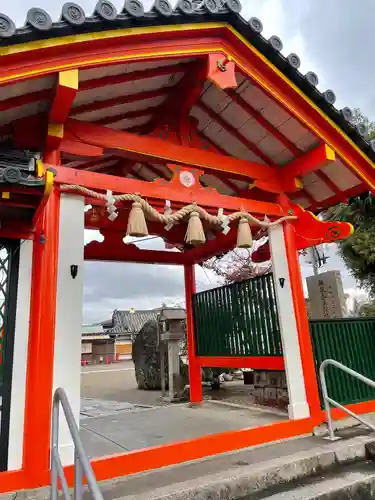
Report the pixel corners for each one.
[61,184,297,228]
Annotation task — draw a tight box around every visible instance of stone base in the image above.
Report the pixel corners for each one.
[245,370,289,410]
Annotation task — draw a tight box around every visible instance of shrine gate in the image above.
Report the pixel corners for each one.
[0,0,373,494]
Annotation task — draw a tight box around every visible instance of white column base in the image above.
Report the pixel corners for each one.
[288,401,310,420]
[53,194,84,467]
[269,224,309,421]
[58,443,75,466]
[7,240,33,471]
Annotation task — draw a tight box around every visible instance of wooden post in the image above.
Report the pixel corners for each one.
[283,222,321,420]
[184,264,202,403]
[22,188,60,479]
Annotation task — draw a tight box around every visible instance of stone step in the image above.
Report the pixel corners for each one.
[1,431,374,500]
[249,462,375,499]
[96,432,375,500]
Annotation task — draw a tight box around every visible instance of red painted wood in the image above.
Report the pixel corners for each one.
[55,166,285,216]
[71,88,169,116]
[49,77,77,125]
[85,237,186,264]
[197,101,276,167]
[184,264,203,403]
[225,89,301,155]
[185,229,237,264]
[197,356,285,370]
[65,119,279,183]
[80,62,196,91]
[281,143,335,180]
[314,170,347,203]
[280,195,322,420]
[0,89,51,111]
[95,106,163,126]
[23,190,61,480]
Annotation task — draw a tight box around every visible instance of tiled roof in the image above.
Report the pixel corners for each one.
[0,0,373,164]
[108,308,161,335]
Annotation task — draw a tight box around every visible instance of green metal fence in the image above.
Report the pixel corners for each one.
[310,318,375,406]
[192,274,282,357]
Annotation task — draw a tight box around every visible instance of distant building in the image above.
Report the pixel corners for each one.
[106,309,160,360]
[82,308,186,363]
[81,322,115,364]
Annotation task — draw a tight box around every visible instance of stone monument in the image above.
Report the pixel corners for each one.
[306,270,347,319]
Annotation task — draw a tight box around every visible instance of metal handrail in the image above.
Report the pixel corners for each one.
[51,387,104,500]
[319,359,375,441]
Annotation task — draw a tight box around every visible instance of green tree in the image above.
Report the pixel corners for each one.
[325,190,375,296]
[351,108,375,140]
[358,300,375,317]
[324,109,375,295]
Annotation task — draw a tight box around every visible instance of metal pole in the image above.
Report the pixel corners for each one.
[319,363,336,440]
[51,395,60,500]
[74,451,83,500]
[309,247,319,276]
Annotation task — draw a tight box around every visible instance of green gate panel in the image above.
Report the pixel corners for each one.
[192,274,282,357]
[310,318,375,406]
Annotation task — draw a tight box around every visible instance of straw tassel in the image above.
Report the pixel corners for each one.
[237,217,253,248]
[126,201,148,237]
[185,211,206,246]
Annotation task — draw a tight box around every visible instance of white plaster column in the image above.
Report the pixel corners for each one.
[269,224,309,420]
[7,239,33,470]
[53,194,84,465]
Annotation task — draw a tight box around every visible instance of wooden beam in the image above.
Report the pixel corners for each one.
[80,62,195,92]
[185,229,237,264]
[0,89,51,112]
[281,143,336,180]
[315,170,347,203]
[54,166,285,216]
[59,135,104,157]
[197,356,285,370]
[45,70,79,152]
[65,156,115,170]
[310,183,365,212]
[85,238,186,265]
[49,70,79,124]
[197,101,276,167]
[196,131,244,194]
[65,119,280,183]
[94,106,162,126]
[225,89,301,155]
[71,88,169,117]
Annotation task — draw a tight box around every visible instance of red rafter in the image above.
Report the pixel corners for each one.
[143,61,206,135]
[315,170,347,203]
[197,101,276,167]
[80,62,194,92]
[310,183,365,212]
[225,89,301,156]
[71,88,169,117]
[94,106,162,126]
[65,156,112,170]
[0,89,51,112]
[197,131,244,194]
[65,119,279,183]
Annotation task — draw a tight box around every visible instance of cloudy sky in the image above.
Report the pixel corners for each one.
[6,0,373,321]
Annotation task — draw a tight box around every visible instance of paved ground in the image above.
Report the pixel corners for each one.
[81,362,167,407]
[80,401,287,458]
[79,362,287,459]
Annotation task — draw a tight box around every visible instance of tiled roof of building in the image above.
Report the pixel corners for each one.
[108,309,161,335]
[0,0,374,164]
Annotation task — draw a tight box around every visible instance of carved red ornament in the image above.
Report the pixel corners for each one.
[207,53,238,89]
[290,204,353,250]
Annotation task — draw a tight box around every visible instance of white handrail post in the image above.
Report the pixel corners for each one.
[319,362,336,440]
[51,394,60,500]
